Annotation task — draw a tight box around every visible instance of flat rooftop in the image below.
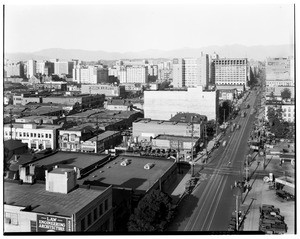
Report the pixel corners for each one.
[78,155,175,191]
[155,134,199,142]
[4,123,62,130]
[134,118,200,126]
[4,181,106,217]
[86,131,120,142]
[29,152,108,170]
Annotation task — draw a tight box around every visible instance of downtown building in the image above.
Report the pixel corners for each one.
[36,61,54,76]
[5,61,25,78]
[265,57,294,92]
[212,58,248,87]
[73,65,109,84]
[4,168,113,232]
[144,86,218,121]
[119,66,148,84]
[54,61,74,77]
[27,60,37,78]
[172,53,209,88]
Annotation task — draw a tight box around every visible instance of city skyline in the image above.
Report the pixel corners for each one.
[5,4,294,53]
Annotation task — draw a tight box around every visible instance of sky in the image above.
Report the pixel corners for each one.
[4,3,295,53]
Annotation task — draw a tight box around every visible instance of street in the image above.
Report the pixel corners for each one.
[167,89,260,231]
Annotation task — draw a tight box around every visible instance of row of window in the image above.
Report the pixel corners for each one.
[81,199,109,231]
[4,131,52,138]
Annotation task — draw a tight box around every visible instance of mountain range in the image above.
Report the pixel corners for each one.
[5,44,294,62]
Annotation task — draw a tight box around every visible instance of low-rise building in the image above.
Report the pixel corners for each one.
[4,123,62,150]
[4,168,113,232]
[105,99,133,111]
[132,118,202,142]
[144,86,218,121]
[81,84,126,98]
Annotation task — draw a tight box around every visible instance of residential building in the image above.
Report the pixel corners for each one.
[81,84,126,98]
[144,86,218,121]
[212,58,248,86]
[4,169,113,232]
[4,123,61,150]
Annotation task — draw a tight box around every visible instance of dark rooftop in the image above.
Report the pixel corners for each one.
[29,152,108,170]
[78,155,175,191]
[155,134,199,142]
[85,131,120,142]
[4,181,106,216]
[4,139,27,151]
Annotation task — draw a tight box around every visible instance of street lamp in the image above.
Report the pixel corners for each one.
[232,183,243,231]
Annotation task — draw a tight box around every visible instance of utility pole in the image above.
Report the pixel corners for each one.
[235,194,239,231]
[223,109,226,124]
[9,108,13,140]
[204,123,208,163]
[96,116,99,153]
[191,116,194,177]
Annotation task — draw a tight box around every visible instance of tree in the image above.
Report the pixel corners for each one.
[218,100,231,124]
[281,88,291,100]
[128,190,174,231]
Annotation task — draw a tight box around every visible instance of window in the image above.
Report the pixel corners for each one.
[26,132,29,137]
[5,132,8,136]
[94,208,98,221]
[49,134,52,138]
[45,134,48,138]
[87,213,92,226]
[81,218,86,231]
[30,133,33,137]
[99,204,103,216]
[23,132,26,137]
[34,133,36,137]
[38,133,40,138]
[104,199,108,211]
[288,114,291,117]
[5,212,18,225]
[41,133,44,138]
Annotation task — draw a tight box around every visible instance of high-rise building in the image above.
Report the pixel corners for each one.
[184,54,209,88]
[27,60,37,78]
[119,66,148,84]
[73,65,108,84]
[212,58,248,86]
[172,58,185,88]
[54,61,74,77]
[36,61,54,76]
[144,86,218,121]
[5,61,24,78]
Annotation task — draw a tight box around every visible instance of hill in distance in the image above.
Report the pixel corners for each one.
[5,44,293,62]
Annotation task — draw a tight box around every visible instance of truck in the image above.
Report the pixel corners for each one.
[241,111,246,118]
[222,141,227,147]
[236,124,240,130]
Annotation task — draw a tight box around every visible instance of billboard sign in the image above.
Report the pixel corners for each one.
[37,215,71,232]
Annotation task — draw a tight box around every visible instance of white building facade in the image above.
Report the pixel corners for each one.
[144,86,218,121]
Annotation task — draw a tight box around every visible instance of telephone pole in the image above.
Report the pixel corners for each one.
[191,116,194,177]
[9,108,13,140]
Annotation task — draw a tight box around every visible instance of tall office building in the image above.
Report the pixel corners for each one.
[127,66,148,83]
[5,61,24,78]
[212,58,248,86]
[36,61,54,76]
[27,60,37,78]
[184,54,209,88]
[54,61,74,77]
[172,58,185,88]
[73,65,108,84]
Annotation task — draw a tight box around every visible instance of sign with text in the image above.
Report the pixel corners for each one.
[37,215,70,232]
